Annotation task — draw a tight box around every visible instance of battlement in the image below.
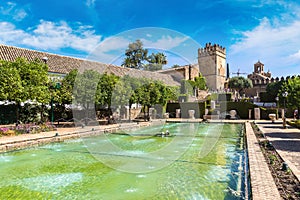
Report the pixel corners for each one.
[251,75,300,85]
[198,42,226,55]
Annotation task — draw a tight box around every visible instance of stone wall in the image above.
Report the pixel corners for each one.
[157,64,199,82]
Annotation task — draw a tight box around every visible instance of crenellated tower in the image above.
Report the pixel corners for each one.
[198,43,226,90]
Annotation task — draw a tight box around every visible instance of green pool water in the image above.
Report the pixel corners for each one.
[0,123,248,199]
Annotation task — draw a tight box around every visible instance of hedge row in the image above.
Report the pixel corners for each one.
[219,102,294,119]
[166,102,206,118]
[0,105,17,125]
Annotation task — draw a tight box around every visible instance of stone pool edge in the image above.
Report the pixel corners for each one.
[245,122,281,200]
[0,121,156,153]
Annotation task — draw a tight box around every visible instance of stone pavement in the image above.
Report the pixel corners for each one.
[245,122,282,200]
[256,119,300,181]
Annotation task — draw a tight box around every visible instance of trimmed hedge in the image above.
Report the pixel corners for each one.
[0,105,17,125]
[219,102,294,119]
[166,102,206,118]
[260,108,277,119]
[259,92,274,102]
[218,93,232,102]
[219,102,257,119]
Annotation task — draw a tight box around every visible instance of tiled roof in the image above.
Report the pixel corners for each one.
[0,44,81,74]
[0,44,180,86]
[156,64,198,73]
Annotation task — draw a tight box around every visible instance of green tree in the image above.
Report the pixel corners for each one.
[57,69,78,105]
[22,58,50,123]
[180,80,194,95]
[110,75,142,117]
[1,58,50,123]
[11,58,51,104]
[165,86,180,102]
[144,52,167,71]
[131,81,176,121]
[73,70,100,118]
[0,60,23,102]
[122,39,148,69]
[48,69,78,121]
[96,73,119,114]
[133,82,159,121]
[172,64,181,68]
[265,81,284,102]
[188,73,207,91]
[228,76,253,95]
[279,76,300,118]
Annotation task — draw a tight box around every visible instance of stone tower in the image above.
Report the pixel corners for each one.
[198,43,226,90]
[246,60,272,97]
[252,60,271,77]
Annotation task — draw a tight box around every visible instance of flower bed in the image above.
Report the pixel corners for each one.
[251,122,300,199]
[0,123,57,136]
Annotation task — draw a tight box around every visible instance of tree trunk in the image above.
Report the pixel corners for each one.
[143,105,146,121]
[85,102,89,125]
[129,104,132,121]
[41,103,44,123]
[147,105,150,121]
[16,102,20,126]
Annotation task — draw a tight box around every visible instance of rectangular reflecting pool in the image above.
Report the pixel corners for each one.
[0,123,249,199]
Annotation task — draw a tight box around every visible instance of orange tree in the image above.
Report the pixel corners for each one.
[280,76,300,119]
[228,76,252,96]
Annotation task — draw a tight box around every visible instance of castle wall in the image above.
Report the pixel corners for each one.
[158,65,199,82]
[245,73,300,98]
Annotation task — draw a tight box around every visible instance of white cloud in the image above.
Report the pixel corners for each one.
[97,36,130,53]
[0,21,192,66]
[0,22,29,42]
[141,35,188,50]
[0,2,28,21]
[0,20,101,53]
[88,36,131,63]
[13,9,27,21]
[231,18,300,54]
[289,50,300,61]
[228,17,300,77]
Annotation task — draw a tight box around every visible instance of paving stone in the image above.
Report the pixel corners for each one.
[246,122,281,200]
[256,120,300,181]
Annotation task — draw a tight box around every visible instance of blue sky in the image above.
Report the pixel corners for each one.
[1,0,300,77]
